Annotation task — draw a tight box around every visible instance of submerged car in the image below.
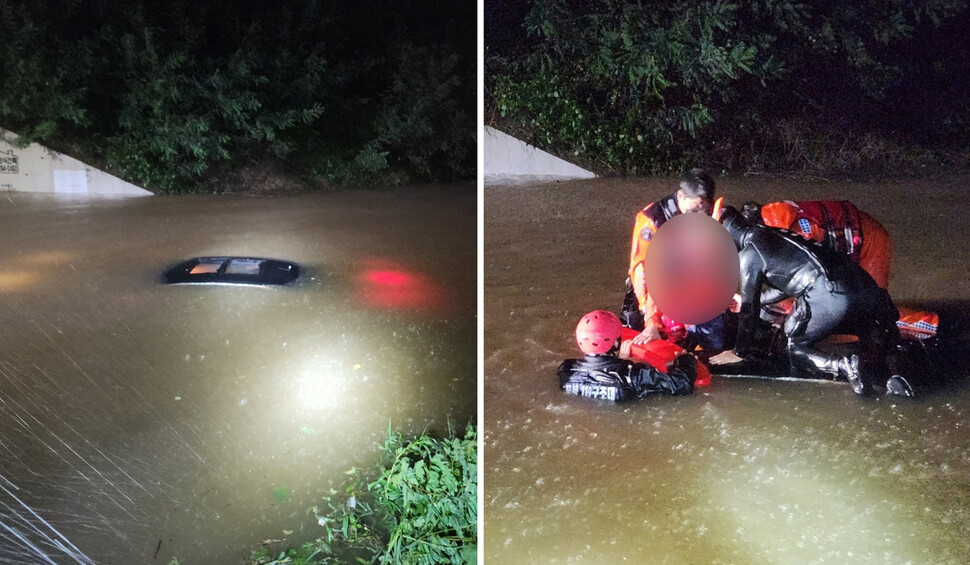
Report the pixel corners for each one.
[161,257,301,286]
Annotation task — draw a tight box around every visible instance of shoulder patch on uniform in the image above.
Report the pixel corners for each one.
[798,218,812,235]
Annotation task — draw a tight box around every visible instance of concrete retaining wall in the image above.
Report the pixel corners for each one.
[0,128,152,196]
[484,126,594,185]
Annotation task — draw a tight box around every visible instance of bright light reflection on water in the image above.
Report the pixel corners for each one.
[0,187,475,563]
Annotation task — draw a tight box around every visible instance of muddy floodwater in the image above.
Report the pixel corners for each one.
[485,175,970,564]
[0,186,475,563]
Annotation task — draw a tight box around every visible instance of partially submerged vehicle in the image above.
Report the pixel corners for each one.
[161,257,300,286]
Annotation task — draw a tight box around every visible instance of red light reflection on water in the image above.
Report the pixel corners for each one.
[354,259,450,312]
[366,270,413,287]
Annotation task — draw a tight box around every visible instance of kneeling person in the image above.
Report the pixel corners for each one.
[558,310,696,401]
[719,207,906,395]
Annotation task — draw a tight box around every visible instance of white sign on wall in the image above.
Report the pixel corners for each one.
[0,149,18,174]
[53,169,89,194]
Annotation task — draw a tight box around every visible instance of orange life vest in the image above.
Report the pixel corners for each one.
[896,306,939,340]
[761,200,864,263]
[620,327,712,386]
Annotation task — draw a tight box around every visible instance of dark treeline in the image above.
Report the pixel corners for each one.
[0,0,476,192]
[486,0,970,177]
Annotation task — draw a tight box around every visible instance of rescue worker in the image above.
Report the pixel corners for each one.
[741,200,892,289]
[623,168,735,353]
[718,206,912,396]
[558,310,696,401]
[742,199,938,340]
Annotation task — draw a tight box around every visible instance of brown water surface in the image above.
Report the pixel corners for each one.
[485,175,970,564]
[0,186,476,563]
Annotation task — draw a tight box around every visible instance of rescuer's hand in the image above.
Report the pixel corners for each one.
[618,339,633,359]
[632,323,661,345]
[709,350,743,365]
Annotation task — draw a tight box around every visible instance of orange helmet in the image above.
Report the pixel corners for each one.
[575,310,623,354]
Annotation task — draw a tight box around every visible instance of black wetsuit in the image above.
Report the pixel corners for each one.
[722,210,899,386]
[557,353,696,401]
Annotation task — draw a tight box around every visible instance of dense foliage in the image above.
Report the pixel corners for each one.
[250,423,477,565]
[486,0,970,176]
[0,0,475,192]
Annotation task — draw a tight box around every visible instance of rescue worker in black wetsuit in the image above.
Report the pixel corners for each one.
[718,206,911,396]
[558,310,696,400]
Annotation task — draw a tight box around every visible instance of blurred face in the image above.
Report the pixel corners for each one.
[643,213,740,325]
[676,190,713,215]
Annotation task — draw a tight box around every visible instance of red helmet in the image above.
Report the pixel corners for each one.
[575,310,623,354]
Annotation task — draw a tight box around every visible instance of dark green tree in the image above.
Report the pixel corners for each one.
[0,0,476,192]
[487,0,970,175]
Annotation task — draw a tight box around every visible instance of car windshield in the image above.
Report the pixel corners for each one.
[224,259,262,275]
[163,257,300,286]
[189,259,225,275]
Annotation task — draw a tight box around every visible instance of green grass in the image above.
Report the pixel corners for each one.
[249,422,477,565]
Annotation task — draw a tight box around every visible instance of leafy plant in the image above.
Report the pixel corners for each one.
[486,0,970,176]
[104,11,325,192]
[251,422,477,565]
[0,0,89,144]
[0,0,474,192]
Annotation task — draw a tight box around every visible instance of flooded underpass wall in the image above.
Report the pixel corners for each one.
[0,187,476,563]
[484,176,970,564]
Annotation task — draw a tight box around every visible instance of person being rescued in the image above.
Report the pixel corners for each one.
[558,310,701,401]
[740,199,938,341]
[622,168,737,356]
[717,206,918,396]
